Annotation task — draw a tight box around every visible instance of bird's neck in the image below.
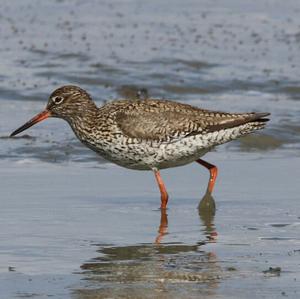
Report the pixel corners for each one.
[66,106,98,141]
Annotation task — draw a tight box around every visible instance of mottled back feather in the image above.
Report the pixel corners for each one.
[114,99,269,142]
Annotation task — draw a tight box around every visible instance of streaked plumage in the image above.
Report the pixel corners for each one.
[10,85,270,208]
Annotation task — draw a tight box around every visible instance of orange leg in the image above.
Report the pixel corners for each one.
[196,159,218,193]
[154,170,169,209]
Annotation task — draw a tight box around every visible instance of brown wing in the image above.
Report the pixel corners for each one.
[115,99,269,142]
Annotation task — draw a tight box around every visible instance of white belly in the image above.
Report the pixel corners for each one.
[77,120,261,170]
[84,134,212,170]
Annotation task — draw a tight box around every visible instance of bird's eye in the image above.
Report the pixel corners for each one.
[52,96,64,104]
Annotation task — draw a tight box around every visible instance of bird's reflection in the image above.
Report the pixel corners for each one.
[198,189,218,243]
[155,208,168,244]
[73,191,221,299]
[155,189,217,244]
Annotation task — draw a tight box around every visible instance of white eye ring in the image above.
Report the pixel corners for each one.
[52,96,64,104]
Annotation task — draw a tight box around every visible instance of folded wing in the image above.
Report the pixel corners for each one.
[115,99,270,143]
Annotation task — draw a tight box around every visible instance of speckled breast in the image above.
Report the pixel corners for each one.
[80,133,211,170]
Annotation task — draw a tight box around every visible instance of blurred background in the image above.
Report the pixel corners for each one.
[0,1,299,298]
[0,0,299,162]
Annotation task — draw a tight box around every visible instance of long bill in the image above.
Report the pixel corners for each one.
[10,110,51,137]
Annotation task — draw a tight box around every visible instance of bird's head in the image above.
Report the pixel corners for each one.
[10,85,97,137]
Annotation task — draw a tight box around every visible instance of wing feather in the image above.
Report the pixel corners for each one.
[114,99,269,142]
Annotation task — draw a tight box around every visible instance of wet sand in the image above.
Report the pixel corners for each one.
[0,0,300,298]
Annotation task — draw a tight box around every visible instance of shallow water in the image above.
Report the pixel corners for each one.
[0,0,300,298]
[0,158,299,298]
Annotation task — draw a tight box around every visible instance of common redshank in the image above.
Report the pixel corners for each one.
[11,86,270,209]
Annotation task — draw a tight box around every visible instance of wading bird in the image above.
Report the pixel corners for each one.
[11,86,270,209]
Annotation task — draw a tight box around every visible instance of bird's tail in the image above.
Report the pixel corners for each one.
[204,112,270,147]
[239,112,270,133]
